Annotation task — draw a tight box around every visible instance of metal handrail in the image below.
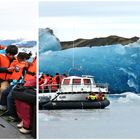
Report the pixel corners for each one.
[39,83,108,94]
[39,84,60,93]
[96,83,108,88]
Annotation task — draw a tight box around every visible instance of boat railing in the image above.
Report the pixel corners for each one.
[39,83,108,93]
[96,83,108,88]
[82,75,94,78]
[39,83,60,93]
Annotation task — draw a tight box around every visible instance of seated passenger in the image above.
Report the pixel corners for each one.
[96,93,105,101]
[0,52,31,118]
[0,45,18,111]
[15,57,36,134]
[86,93,96,101]
[15,75,36,134]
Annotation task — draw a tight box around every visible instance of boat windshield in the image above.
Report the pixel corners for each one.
[72,79,81,85]
[63,79,70,85]
[83,79,91,85]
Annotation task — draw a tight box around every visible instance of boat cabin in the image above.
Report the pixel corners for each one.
[60,75,108,93]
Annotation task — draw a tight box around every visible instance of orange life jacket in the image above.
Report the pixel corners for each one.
[24,57,36,82]
[46,76,52,84]
[0,54,10,80]
[9,61,26,81]
[39,77,44,85]
[51,77,58,91]
[5,59,18,80]
[53,75,61,84]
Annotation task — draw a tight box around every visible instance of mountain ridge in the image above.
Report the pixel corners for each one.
[61,35,139,50]
[0,39,36,47]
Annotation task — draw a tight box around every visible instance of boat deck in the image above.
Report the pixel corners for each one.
[0,110,33,139]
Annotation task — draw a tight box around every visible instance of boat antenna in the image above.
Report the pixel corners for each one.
[72,25,75,68]
[68,25,85,76]
[68,25,75,76]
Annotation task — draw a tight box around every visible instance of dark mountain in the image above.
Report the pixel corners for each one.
[61,36,139,50]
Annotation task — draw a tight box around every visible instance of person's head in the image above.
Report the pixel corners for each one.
[56,73,59,75]
[63,74,67,77]
[91,93,95,96]
[25,51,32,60]
[6,45,18,60]
[17,52,29,62]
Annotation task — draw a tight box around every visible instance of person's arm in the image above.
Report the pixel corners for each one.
[0,57,14,73]
[0,67,14,73]
[0,67,8,73]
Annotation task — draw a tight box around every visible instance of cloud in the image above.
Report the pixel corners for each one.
[39,1,140,17]
[0,0,37,39]
[39,17,140,41]
[39,1,140,41]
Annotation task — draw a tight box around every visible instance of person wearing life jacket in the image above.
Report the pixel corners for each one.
[86,93,96,101]
[39,77,44,93]
[41,74,49,92]
[24,56,36,83]
[51,76,58,92]
[39,74,51,92]
[45,74,52,92]
[0,45,18,111]
[14,54,36,134]
[15,75,36,134]
[44,75,52,92]
[54,73,61,89]
[0,52,30,118]
[39,74,46,93]
[96,93,105,101]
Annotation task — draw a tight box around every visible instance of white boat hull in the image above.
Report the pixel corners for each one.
[39,91,108,102]
[39,92,89,102]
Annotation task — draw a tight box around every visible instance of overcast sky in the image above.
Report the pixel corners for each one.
[39,0,140,41]
[0,0,37,40]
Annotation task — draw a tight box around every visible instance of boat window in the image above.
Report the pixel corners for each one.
[73,79,81,85]
[63,79,70,85]
[83,79,91,85]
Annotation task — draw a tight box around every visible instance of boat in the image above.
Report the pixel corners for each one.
[39,75,110,110]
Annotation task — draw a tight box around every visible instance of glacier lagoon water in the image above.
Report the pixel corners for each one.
[39,40,140,93]
[39,92,140,139]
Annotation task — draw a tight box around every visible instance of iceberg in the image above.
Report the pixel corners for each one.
[39,40,140,94]
[39,28,61,53]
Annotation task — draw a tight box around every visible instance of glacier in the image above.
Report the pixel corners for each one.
[39,38,140,94]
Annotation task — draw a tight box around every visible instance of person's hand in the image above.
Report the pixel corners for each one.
[7,66,15,71]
